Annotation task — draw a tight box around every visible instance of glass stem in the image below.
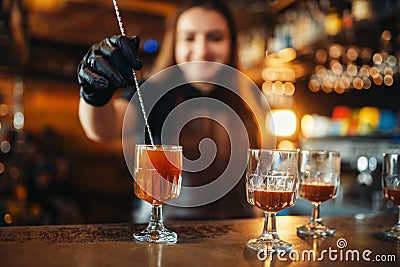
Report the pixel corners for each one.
[147,205,164,230]
[394,205,400,230]
[310,202,322,228]
[261,212,279,240]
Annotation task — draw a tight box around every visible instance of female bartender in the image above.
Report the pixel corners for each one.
[77,0,272,221]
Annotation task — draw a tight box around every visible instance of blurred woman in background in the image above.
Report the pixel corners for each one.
[77,0,270,221]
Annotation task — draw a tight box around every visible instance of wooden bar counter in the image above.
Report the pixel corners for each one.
[1,214,399,267]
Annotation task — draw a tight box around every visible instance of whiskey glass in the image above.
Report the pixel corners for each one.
[297,150,340,238]
[133,144,182,243]
[246,149,298,252]
[382,152,400,241]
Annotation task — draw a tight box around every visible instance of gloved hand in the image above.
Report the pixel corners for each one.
[77,35,142,106]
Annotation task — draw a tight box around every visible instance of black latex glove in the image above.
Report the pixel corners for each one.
[77,35,142,106]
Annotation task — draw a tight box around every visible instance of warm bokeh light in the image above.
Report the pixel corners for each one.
[0,141,11,153]
[283,82,295,96]
[373,75,383,85]
[352,0,372,21]
[347,64,358,76]
[362,78,371,89]
[321,80,333,93]
[381,30,392,42]
[23,0,65,11]
[360,48,372,61]
[10,167,20,179]
[272,81,284,95]
[340,76,351,89]
[262,68,277,81]
[353,77,363,90]
[369,67,380,78]
[262,81,273,94]
[266,109,297,137]
[329,44,342,58]
[346,46,359,61]
[359,65,370,77]
[358,106,379,134]
[15,184,28,200]
[309,35,398,94]
[372,53,383,65]
[0,104,9,116]
[301,114,314,138]
[277,140,297,150]
[325,13,342,36]
[384,67,394,76]
[301,114,331,138]
[316,49,328,63]
[315,65,327,76]
[331,60,343,75]
[4,214,12,224]
[384,75,394,86]
[334,81,346,94]
[308,78,320,92]
[387,55,397,66]
[277,48,297,62]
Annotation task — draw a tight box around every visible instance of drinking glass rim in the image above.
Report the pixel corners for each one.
[383,152,400,157]
[299,149,340,156]
[247,148,298,153]
[136,144,182,151]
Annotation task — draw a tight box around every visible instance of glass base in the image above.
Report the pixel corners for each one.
[246,237,292,253]
[382,228,400,242]
[133,204,178,244]
[134,225,177,244]
[297,224,335,238]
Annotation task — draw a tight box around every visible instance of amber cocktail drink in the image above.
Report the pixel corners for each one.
[133,144,182,243]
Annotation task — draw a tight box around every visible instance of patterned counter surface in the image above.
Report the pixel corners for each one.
[0,214,399,267]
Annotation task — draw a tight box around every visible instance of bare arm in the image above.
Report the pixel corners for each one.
[78,97,135,142]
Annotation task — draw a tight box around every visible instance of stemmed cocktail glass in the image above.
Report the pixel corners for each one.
[296,150,340,238]
[246,149,298,252]
[133,144,182,243]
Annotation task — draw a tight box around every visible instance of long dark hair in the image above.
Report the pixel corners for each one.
[150,0,238,75]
